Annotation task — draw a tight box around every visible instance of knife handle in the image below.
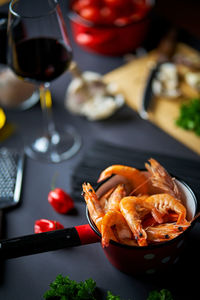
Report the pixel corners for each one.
[157,28,178,62]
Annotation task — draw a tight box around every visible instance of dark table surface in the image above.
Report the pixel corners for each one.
[1,1,200,299]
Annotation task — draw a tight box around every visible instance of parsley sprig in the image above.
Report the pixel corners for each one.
[176,98,200,136]
[44,275,96,300]
[43,274,173,300]
[147,289,173,300]
[107,291,121,300]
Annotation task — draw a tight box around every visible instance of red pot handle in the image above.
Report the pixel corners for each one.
[0,224,100,260]
[75,224,100,245]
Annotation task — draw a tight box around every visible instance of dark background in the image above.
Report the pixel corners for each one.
[0,0,200,299]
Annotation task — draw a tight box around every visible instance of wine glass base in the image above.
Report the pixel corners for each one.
[24,126,81,163]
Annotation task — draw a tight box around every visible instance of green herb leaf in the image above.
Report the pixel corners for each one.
[44,274,174,300]
[147,289,173,300]
[106,290,121,300]
[176,98,200,136]
[43,275,96,300]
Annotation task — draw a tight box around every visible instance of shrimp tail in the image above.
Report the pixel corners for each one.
[145,158,183,200]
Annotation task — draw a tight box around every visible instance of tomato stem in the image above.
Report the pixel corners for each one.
[51,172,58,190]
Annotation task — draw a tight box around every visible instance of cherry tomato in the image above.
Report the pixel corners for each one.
[72,0,101,12]
[87,0,101,6]
[100,6,118,23]
[80,6,101,23]
[114,15,135,26]
[129,12,144,21]
[48,188,74,214]
[34,219,64,234]
[132,2,149,19]
[104,0,127,6]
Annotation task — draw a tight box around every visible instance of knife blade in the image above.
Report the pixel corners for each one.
[139,29,178,120]
[139,62,161,120]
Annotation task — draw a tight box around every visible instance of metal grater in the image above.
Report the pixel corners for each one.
[0,148,24,209]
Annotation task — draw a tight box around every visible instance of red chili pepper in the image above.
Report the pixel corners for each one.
[48,188,74,214]
[34,219,64,234]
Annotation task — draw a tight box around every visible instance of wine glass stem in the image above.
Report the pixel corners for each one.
[40,83,58,142]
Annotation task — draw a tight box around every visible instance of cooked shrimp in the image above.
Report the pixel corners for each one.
[97,165,149,195]
[146,222,190,243]
[82,159,190,247]
[145,193,187,224]
[119,196,148,246]
[101,210,135,247]
[107,184,127,212]
[82,182,105,230]
[145,158,183,200]
[142,212,179,228]
[99,187,115,212]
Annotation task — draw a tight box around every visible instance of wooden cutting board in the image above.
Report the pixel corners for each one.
[104,43,200,156]
[0,0,9,5]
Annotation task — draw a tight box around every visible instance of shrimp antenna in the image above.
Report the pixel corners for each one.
[130,178,150,196]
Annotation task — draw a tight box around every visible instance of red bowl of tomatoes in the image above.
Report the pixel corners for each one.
[69,0,154,56]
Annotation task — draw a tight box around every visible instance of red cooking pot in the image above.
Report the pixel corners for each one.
[69,0,154,56]
[0,176,198,276]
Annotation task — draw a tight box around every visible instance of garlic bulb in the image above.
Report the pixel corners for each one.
[152,63,181,98]
[65,71,124,120]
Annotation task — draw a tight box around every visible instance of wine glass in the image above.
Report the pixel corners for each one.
[7,0,81,163]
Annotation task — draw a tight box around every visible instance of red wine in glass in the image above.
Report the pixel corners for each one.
[7,0,81,162]
[10,37,72,83]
